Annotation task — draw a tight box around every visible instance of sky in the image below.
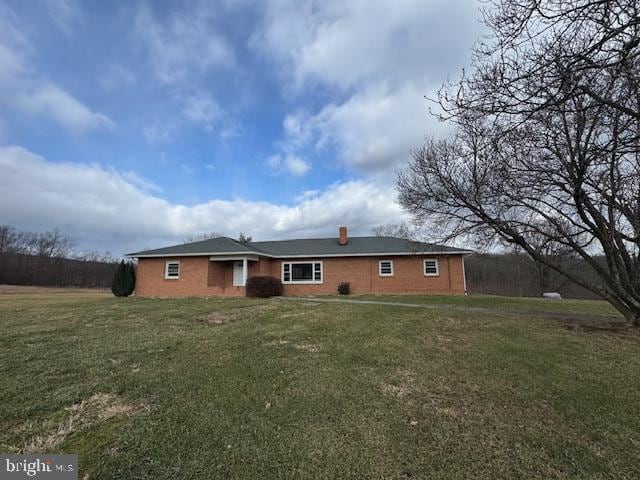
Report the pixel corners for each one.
[0,0,483,255]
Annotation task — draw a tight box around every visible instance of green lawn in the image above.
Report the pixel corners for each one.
[0,291,638,479]
[352,293,621,317]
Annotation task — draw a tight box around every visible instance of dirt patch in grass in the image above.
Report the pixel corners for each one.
[560,318,637,334]
[433,333,467,353]
[279,312,309,319]
[381,368,416,398]
[22,393,147,453]
[294,343,320,353]
[195,303,275,325]
[198,313,229,325]
[263,340,321,352]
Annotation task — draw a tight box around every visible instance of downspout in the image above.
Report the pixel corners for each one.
[242,258,248,287]
[462,255,468,295]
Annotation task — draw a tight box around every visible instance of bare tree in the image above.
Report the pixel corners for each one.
[370,222,417,240]
[398,0,640,325]
[27,229,75,258]
[452,0,640,122]
[183,231,224,243]
[237,233,253,243]
[513,241,576,297]
[0,225,20,253]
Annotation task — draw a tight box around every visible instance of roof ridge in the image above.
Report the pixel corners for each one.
[251,235,406,243]
[225,236,268,253]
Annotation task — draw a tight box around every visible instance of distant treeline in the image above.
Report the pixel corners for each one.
[0,225,118,288]
[465,253,601,300]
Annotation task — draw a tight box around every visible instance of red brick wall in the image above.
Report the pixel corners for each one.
[135,255,466,297]
[135,257,245,297]
[269,255,465,296]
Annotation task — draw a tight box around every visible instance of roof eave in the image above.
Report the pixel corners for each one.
[126,250,472,259]
[125,250,268,258]
[266,251,473,258]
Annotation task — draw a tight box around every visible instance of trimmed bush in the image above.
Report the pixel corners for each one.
[337,281,351,295]
[246,276,283,298]
[111,260,136,297]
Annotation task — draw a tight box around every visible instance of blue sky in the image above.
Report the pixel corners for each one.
[0,0,482,254]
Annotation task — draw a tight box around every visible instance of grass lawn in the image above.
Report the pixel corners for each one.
[352,293,621,317]
[1,290,639,479]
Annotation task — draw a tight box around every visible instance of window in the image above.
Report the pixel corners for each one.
[283,263,291,282]
[379,260,393,277]
[424,259,439,276]
[165,261,180,279]
[282,261,323,284]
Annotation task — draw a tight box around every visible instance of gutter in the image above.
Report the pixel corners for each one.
[126,250,473,259]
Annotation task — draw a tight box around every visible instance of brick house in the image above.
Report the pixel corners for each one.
[127,227,471,297]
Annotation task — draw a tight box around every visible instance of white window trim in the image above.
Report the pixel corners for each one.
[164,261,180,280]
[424,258,439,277]
[281,260,323,284]
[378,260,394,277]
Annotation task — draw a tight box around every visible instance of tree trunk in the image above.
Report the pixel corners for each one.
[623,309,640,328]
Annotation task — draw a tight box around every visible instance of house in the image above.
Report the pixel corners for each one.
[127,227,471,297]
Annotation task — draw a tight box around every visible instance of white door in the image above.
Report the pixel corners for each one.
[232,261,244,286]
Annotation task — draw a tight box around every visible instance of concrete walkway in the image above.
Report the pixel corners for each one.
[275,296,623,323]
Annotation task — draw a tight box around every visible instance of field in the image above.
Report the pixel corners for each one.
[1,287,639,479]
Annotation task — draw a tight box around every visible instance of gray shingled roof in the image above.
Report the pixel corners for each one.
[250,237,469,256]
[128,237,255,257]
[128,236,471,258]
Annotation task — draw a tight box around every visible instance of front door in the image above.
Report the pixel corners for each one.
[232,261,244,286]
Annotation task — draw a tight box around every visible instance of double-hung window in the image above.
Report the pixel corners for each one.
[379,260,393,277]
[424,259,439,276]
[282,261,323,284]
[165,261,180,279]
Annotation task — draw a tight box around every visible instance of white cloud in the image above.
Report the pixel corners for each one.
[143,122,177,145]
[253,0,479,91]
[181,92,222,129]
[181,164,196,175]
[266,153,311,176]
[134,4,235,85]
[14,83,114,134]
[254,0,480,172]
[285,155,311,176]
[282,111,313,149]
[218,119,242,139]
[133,4,239,138]
[0,3,113,134]
[0,146,406,252]
[43,0,84,34]
[286,83,450,171]
[0,4,30,54]
[0,42,26,82]
[142,93,234,143]
[99,64,136,90]
[121,171,162,193]
[294,189,320,202]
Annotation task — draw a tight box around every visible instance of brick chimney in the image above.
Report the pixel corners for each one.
[338,226,348,245]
